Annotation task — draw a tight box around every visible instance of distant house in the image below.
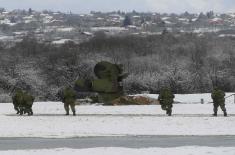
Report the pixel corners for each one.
[52,39,73,44]
[209,18,223,25]
[82,31,93,36]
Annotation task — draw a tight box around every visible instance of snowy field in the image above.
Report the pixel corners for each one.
[1,147,235,155]
[0,93,234,138]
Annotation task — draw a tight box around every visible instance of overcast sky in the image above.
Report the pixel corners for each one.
[0,0,234,13]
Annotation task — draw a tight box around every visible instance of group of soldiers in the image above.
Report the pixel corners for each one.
[12,87,77,116]
[158,87,228,117]
[12,89,35,116]
[12,87,228,117]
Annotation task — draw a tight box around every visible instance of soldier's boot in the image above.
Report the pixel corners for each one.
[28,109,33,116]
[223,109,227,117]
[64,103,70,115]
[167,109,172,116]
[221,106,227,117]
[14,107,20,114]
[70,104,76,116]
[16,110,20,114]
[213,107,218,116]
[16,109,20,114]
[19,108,24,115]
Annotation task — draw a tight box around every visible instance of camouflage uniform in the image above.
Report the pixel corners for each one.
[211,88,227,116]
[62,87,77,116]
[23,94,34,116]
[12,90,24,114]
[12,89,34,116]
[158,88,175,116]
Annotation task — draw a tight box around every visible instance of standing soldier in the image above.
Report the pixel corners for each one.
[61,87,77,116]
[12,89,23,114]
[211,87,227,117]
[23,93,35,116]
[158,88,175,116]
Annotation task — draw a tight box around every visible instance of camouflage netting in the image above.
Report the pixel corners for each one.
[75,61,128,104]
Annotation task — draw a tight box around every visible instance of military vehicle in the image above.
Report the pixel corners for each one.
[75,61,128,105]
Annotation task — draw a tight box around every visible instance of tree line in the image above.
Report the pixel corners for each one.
[0,32,235,102]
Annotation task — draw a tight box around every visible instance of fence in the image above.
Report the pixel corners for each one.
[200,94,235,104]
[175,94,235,104]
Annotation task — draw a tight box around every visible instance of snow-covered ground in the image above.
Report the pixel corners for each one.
[0,93,234,138]
[1,147,235,155]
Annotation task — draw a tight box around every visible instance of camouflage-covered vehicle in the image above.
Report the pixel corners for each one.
[75,61,128,105]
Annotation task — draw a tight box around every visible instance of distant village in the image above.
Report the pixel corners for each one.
[0,8,235,45]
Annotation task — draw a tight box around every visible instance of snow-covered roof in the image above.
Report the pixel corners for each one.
[133,16,141,18]
[82,31,93,36]
[164,20,173,24]
[219,34,235,38]
[128,25,137,28]
[52,39,72,44]
[13,31,25,35]
[97,17,104,20]
[0,19,16,26]
[0,35,14,40]
[178,18,187,21]
[91,26,126,32]
[109,14,122,18]
[162,17,170,21]
[211,17,223,22]
[191,18,198,22]
[57,27,75,32]
[23,16,34,20]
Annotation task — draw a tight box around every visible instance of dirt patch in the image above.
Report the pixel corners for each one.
[112,96,159,105]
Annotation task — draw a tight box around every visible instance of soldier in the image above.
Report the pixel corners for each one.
[23,93,35,116]
[61,87,77,116]
[12,89,34,115]
[211,87,227,117]
[158,88,175,116]
[12,89,23,114]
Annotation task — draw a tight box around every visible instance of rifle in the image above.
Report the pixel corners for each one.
[225,94,235,99]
